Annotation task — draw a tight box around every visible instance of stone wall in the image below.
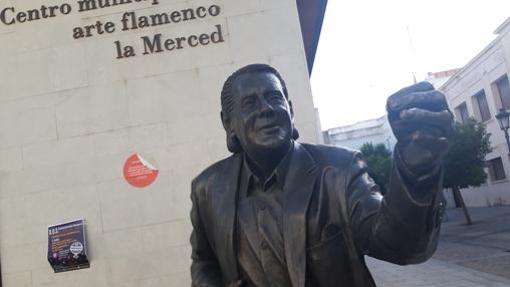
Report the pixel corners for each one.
[0,0,319,285]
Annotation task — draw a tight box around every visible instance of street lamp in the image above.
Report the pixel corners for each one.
[495,108,510,154]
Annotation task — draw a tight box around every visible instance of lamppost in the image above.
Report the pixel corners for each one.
[495,108,510,155]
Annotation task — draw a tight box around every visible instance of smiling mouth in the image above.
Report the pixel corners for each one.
[258,123,280,132]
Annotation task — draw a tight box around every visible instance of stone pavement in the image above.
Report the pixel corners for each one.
[367,206,510,286]
[436,206,510,279]
[367,257,510,287]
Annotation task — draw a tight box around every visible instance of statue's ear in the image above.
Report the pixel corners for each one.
[221,111,231,133]
[221,111,242,153]
[288,100,300,140]
[288,100,295,119]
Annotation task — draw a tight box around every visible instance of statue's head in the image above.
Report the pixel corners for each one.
[221,64,299,154]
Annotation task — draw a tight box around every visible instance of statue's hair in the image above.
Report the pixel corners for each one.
[221,64,289,116]
[220,64,298,153]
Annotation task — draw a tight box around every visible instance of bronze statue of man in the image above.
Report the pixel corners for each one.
[190,64,453,287]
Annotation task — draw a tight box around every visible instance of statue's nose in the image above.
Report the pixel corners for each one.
[259,97,275,114]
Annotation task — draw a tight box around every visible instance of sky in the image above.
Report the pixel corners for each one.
[311,0,510,130]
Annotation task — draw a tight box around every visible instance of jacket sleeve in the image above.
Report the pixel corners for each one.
[346,149,445,265]
[190,178,222,287]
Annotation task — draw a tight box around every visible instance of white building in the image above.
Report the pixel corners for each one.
[441,17,510,207]
[323,115,396,151]
[0,0,327,286]
[323,69,459,153]
[426,68,461,89]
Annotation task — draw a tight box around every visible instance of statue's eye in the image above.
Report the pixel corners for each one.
[268,92,283,104]
[242,97,256,108]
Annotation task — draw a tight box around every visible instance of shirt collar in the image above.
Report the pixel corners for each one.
[243,141,294,191]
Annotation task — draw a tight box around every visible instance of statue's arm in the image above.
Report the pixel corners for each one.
[190,179,222,287]
[346,151,445,265]
[344,81,451,264]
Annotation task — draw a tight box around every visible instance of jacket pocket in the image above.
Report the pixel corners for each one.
[308,231,356,286]
[308,231,343,261]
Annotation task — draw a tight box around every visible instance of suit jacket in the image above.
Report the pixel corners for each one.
[190,142,445,287]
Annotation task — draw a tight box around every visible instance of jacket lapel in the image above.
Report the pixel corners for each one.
[212,154,242,283]
[283,143,318,287]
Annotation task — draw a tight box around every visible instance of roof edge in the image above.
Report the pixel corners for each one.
[296,0,328,75]
[494,17,510,35]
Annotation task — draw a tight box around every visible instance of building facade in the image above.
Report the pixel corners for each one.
[441,17,510,207]
[426,68,461,89]
[323,68,459,153]
[323,115,396,151]
[0,0,325,286]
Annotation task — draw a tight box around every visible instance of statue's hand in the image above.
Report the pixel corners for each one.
[387,82,454,175]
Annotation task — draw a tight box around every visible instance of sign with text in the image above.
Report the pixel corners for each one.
[0,1,226,59]
[47,219,90,273]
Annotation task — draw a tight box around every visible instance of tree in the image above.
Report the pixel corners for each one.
[360,143,392,194]
[443,118,492,225]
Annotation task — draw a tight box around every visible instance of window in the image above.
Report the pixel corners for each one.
[487,157,506,181]
[474,90,491,122]
[455,102,469,123]
[494,75,510,110]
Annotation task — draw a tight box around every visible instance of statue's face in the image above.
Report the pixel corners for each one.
[229,72,293,154]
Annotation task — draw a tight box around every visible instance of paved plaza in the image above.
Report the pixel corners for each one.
[368,257,510,287]
[368,206,510,287]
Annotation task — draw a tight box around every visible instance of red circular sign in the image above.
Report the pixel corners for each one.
[123,154,159,188]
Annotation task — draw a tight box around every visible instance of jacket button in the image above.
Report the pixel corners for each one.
[261,241,268,250]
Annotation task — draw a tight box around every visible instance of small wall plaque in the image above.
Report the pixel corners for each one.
[47,219,90,273]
